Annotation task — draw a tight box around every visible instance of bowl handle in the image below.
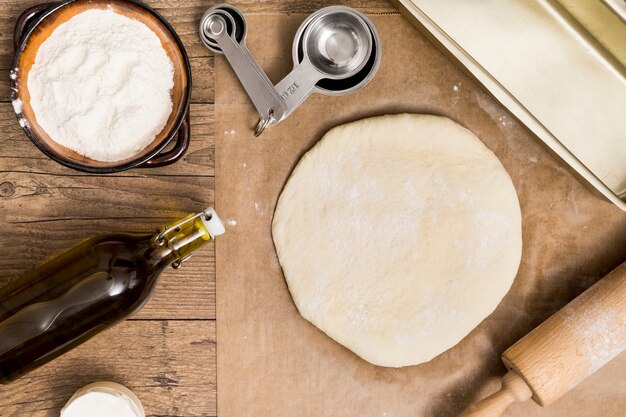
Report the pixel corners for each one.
[14,3,57,52]
[139,114,191,168]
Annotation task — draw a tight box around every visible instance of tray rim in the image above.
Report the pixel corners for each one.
[391,0,626,212]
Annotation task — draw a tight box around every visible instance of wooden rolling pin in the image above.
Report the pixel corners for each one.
[460,260,626,417]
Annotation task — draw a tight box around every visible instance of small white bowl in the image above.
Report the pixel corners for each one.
[61,381,145,417]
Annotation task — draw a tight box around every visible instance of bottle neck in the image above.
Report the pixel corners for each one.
[149,210,223,269]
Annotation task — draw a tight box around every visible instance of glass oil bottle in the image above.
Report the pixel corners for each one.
[0,208,224,384]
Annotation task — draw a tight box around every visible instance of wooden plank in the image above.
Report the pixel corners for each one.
[139,250,215,320]
[0,172,214,223]
[0,217,216,320]
[0,320,217,417]
[177,0,397,14]
[0,0,396,14]
[0,103,215,176]
[0,1,221,416]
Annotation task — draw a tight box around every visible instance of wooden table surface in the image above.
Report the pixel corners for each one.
[0,1,394,416]
[1,2,624,417]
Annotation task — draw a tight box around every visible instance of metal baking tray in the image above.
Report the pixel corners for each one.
[391,0,626,211]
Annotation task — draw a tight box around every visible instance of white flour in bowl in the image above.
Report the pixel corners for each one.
[28,8,174,162]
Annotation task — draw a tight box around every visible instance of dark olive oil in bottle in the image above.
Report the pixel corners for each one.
[0,208,224,384]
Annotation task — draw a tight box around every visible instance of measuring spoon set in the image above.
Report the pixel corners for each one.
[199,4,382,135]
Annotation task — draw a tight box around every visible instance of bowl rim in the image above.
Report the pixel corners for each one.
[10,0,192,173]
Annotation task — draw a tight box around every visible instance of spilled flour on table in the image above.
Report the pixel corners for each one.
[10,68,28,128]
[12,98,22,114]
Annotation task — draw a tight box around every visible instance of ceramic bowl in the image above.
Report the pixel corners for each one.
[11,0,192,173]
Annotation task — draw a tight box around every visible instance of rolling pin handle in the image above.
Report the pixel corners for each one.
[458,371,532,417]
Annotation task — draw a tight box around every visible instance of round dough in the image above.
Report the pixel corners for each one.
[272,114,522,367]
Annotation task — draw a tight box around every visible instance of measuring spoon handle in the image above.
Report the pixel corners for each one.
[274,60,323,121]
[211,21,285,122]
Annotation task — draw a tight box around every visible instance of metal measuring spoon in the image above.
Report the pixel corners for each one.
[274,8,373,118]
[199,4,380,136]
[200,6,286,131]
[291,8,382,98]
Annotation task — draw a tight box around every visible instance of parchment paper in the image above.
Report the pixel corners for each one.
[215,14,626,417]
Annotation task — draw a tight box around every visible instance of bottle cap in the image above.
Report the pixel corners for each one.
[202,207,226,237]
